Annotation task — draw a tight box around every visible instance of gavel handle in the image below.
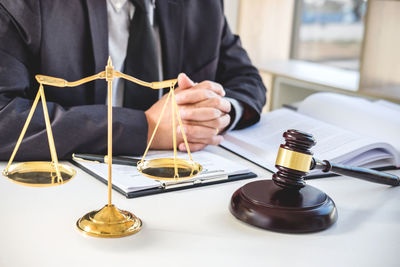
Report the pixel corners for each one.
[312,159,400,186]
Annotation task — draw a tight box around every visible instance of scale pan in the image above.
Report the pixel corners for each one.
[3,161,76,187]
[137,158,202,181]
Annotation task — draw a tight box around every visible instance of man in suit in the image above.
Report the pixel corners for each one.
[0,0,266,160]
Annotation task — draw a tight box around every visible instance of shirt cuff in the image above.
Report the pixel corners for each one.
[225,97,244,131]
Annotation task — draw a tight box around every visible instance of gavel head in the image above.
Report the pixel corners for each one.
[272,129,316,190]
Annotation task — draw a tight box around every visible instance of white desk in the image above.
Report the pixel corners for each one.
[1,146,399,267]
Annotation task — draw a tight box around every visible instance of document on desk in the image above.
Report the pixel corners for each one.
[72,149,254,198]
[221,93,400,176]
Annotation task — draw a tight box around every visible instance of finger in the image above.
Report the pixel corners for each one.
[178,136,223,150]
[175,88,219,104]
[180,107,223,121]
[183,114,231,130]
[178,142,207,152]
[178,124,216,139]
[182,97,231,113]
[177,73,195,90]
[194,80,225,96]
[178,125,224,144]
[185,135,224,146]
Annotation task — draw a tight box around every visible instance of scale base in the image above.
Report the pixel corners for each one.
[230,180,337,233]
[76,204,142,238]
[3,161,75,187]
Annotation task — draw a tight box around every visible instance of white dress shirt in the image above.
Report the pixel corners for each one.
[107,0,162,106]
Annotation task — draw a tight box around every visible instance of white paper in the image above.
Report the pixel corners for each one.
[75,149,250,193]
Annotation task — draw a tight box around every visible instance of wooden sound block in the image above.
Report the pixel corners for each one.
[230,180,338,233]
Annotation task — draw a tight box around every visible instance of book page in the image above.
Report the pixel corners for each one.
[221,109,399,172]
[297,93,400,152]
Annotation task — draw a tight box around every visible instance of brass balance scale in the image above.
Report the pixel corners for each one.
[2,57,202,238]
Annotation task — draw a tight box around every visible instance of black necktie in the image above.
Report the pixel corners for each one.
[123,0,159,110]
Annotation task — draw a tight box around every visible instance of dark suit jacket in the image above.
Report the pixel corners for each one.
[0,0,266,160]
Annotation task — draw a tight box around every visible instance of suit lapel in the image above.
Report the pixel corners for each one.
[156,0,184,80]
[86,0,108,104]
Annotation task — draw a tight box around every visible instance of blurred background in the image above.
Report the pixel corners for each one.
[293,0,366,70]
[223,0,399,111]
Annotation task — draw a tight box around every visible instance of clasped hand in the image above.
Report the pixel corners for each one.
[145,73,231,151]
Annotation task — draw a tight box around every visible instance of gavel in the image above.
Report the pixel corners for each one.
[230,129,399,233]
[273,129,400,189]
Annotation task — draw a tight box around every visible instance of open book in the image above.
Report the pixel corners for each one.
[221,93,400,176]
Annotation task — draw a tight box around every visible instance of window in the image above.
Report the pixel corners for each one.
[291,0,368,70]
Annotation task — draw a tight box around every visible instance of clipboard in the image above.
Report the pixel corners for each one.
[71,160,256,198]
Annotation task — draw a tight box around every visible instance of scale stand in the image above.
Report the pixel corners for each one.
[3,57,202,237]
